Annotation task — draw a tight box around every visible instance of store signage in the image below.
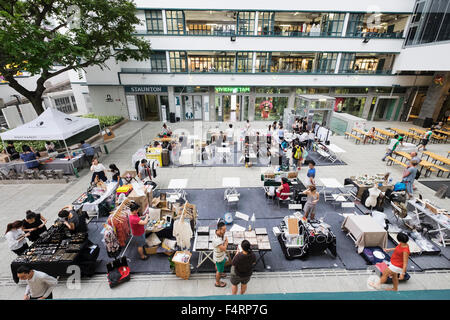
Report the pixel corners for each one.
[125,85,168,93]
[215,87,250,93]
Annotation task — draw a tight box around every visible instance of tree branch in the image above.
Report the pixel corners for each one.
[35,0,55,27]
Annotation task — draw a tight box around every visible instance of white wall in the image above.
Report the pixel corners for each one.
[118,73,432,87]
[143,35,404,53]
[87,86,129,118]
[134,0,415,13]
[84,58,122,85]
[393,42,450,72]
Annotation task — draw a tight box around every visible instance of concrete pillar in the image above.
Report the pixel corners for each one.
[415,71,450,126]
[168,86,175,113]
[287,87,296,110]
[399,87,416,121]
[361,89,376,119]
[248,87,256,121]
[209,86,216,121]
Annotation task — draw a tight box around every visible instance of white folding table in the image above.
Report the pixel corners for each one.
[319,178,344,202]
[167,178,188,201]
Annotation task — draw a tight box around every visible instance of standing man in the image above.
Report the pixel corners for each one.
[417,129,433,151]
[382,135,401,161]
[138,159,152,182]
[17,266,57,300]
[80,140,95,167]
[213,221,228,288]
[402,160,419,199]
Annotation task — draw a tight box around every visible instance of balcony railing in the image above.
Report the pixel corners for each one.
[121,68,393,75]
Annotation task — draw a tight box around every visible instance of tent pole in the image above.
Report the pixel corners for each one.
[63,139,72,160]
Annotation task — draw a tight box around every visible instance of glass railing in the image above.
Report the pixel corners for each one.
[346,32,404,39]
[120,68,394,75]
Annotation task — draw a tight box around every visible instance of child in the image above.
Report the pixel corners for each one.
[307,161,316,186]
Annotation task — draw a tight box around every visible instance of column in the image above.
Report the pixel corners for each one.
[287,87,296,110]
[162,10,167,34]
[248,87,256,121]
[168,86,175,114]
[334,53,342,74]
[209,86,215,122]
[415,71,450,126]
[341,13,350,36]
[254,12,259,36]
[361,88,376,119]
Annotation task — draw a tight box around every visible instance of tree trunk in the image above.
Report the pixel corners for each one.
[5,74,47,115]
[29,96,45,115]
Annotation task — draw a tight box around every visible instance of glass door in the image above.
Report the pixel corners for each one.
[193,95,202,120]
[373,97,399,121]
[222,95,231,122]
[159,95,169,122]
[136,94,160,121]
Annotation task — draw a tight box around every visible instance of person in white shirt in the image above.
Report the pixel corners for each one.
[417,130,433,151]
[213,221,228,288]
[44,141,55,153]
[17,266,57,300]
[245,120,251,132]
[225,124,234,143]
[299,131,308,143]
[90,157,107,182]
[5,220,30,256]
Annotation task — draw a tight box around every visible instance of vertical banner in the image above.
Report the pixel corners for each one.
[175,95,181,119]
[193,95,202,120]
[185,96,193,120]
[126,95,139,120]
[161,105,167,122]
[203,96,209,121]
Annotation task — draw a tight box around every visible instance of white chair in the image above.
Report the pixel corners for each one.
[341,202,356,214]
[226,194,239,209]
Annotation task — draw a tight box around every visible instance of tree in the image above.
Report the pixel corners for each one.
[0,0,151,114]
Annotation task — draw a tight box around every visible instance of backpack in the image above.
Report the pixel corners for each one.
[294,146,301,160]
[415,169,421,180]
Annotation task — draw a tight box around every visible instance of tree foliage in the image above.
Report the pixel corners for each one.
[0,0,151,113]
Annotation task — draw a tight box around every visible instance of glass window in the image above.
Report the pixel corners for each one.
[339,53,356,73]
[214,55,235,72]
[258,12,275,35]
[347,13,408,38]
[317,53,339,73]
[166,10,185,35]
[321,13,346,36]
[236,52,253,73]
[255,52,271,72]
[437,1,450,41]
[188,56,214,72]
[150,51,167,72]
[269,52,314,73]
[185,10,236,36]
[255,87,290,94]
[334,87,369,94]
[54,96,76,113]
[255,97,288,121]
[70,96,78,111]
[346,14,365,37]
[237,12,255,35]
[419,0,448,43]
[334,97,366,117]
[145,10,164,34]
[169,51,187,72]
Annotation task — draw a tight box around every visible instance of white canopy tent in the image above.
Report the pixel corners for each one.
[1,107,101,163]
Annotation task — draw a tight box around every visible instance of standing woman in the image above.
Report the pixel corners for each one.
[108,164,123,186]
[231,240,256,295]
[302,185,319,221]
[5,221,30,256]
[90,157,107,182]
[22,211,47,242]
[370,233,410,291]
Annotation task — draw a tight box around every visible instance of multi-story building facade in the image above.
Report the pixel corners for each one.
[83,0,450,125]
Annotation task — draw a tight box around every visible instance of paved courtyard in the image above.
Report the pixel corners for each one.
[1,119,449,299]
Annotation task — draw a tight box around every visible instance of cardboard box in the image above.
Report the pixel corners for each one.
[144,246,158,255]
[127,189,149,214]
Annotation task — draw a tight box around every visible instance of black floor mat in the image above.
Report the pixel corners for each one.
[418,180,450,198]
[88,187,450,274]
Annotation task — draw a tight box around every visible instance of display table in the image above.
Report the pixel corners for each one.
[352,181,393,200]
[342,215,387,253]
[73,181,119,218]
[193,228,272,269]
[10,225,89,283]
[0,154,84,175]
[407,200,450,247]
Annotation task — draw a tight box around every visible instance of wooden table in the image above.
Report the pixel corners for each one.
[390,128,415,142]
[375,128,395,138]
[422,151,450,166]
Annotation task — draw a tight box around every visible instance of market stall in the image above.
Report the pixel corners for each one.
[342,215,388,253]
[11,223,92,283]
[72,181,119,219]
[0,108,101,175]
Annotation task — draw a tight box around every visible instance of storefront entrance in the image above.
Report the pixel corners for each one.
[371,97,400,121]
[137,94,160,121]
[215,95,249,121]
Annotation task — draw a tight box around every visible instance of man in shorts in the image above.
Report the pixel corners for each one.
[213,221,228,287]
[231,240,256,295]
[417,130,433,151]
